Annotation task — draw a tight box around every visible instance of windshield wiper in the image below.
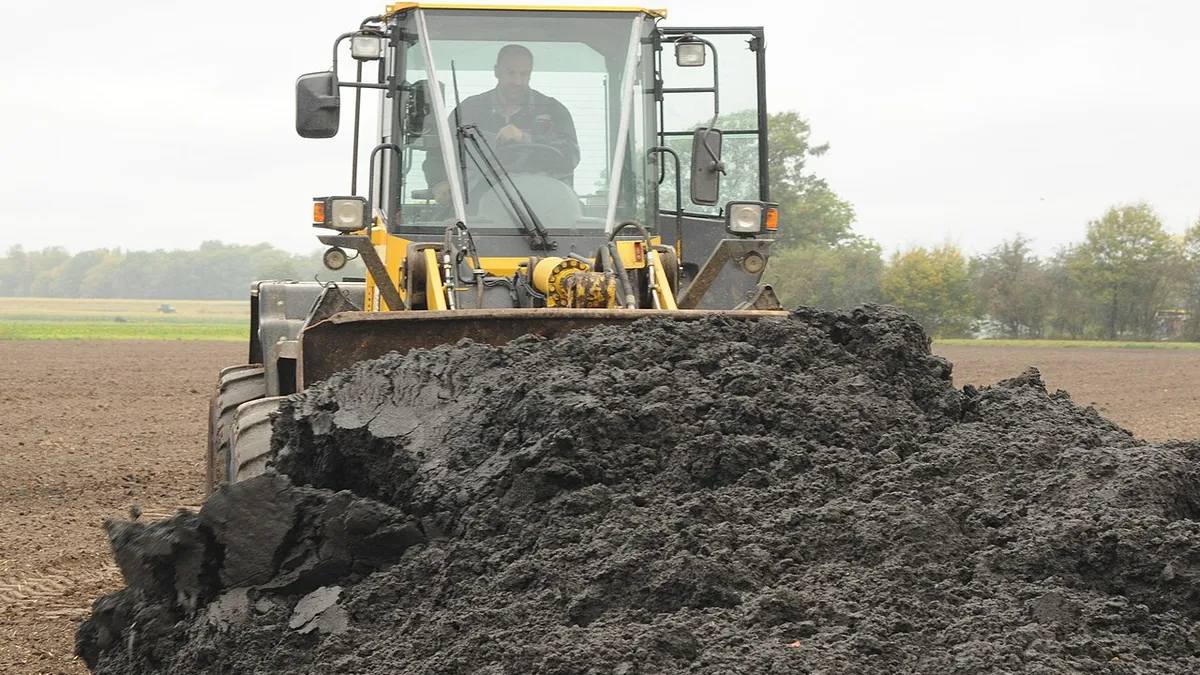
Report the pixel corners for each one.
[457,123,555,251]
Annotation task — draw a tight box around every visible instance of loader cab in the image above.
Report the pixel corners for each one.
[295,3,772,252]
[295,3,776,306]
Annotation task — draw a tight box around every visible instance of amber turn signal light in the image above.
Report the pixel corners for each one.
[313,200,327,226]
[765,207,778,231]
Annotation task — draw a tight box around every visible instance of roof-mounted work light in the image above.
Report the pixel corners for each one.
[351,34,384,61]
[675,36,706,67]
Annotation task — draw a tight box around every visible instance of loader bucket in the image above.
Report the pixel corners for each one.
[297,307,789,389]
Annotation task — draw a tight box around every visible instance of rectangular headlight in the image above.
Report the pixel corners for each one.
[313,196,368,232]
[725,201,764,235]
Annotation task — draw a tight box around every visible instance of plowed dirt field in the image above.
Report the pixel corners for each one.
[0,339,1196,674]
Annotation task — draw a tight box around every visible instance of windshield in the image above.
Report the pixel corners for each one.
[397,8,653,235]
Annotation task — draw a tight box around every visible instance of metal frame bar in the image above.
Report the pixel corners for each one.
[660,86,716,95]
[367,143,403,233]
[660,27,767,36]
[348,17,385,195]
[753,32,769,201]
[648,146,682,265]
[661,128,758,137]
[384,23,408,229]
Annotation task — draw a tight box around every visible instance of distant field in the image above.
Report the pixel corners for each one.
[934,338,1200,350]
[0,298,248,341]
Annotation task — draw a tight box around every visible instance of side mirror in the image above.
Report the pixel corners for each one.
[690,127,724,206]
[295,71,340,139]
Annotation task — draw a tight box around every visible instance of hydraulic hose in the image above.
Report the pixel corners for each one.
[606,241,638,309]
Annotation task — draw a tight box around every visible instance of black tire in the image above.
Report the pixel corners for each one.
[206,365,266,494]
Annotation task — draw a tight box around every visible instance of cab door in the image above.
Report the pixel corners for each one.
[653,26,773,308]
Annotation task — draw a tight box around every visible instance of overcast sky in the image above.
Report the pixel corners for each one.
[2,1,1197,259]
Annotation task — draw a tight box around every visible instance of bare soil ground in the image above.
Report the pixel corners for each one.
[0,340,1196,674]
[0,341,241,674]
[934,345,1200,442]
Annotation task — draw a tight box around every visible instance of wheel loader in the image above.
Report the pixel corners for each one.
[207,2,787,492]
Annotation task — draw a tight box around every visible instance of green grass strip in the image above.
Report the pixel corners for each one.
[0,321,247,342]
[0,313,243,324]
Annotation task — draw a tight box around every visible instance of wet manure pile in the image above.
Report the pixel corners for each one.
[76,305,1200,674]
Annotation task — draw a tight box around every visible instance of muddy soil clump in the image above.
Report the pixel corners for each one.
[77,305,1200,674]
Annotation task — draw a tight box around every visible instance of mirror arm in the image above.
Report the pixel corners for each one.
[330,31,356,80]
[693,37,723,174]
[699,112,724,172]
[337,81,390,91]
[706,37,720,117]
[351,60,364,195]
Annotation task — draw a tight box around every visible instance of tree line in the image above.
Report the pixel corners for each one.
[765,210,1200,341]
[0,241,358,301]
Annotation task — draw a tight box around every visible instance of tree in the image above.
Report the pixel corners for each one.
[1070,202,1180,339]
[23,247,70,297]
[80,252,126,298]
[759,111,856,247]
[1183,216,1200,340]
[659,109,856,247]
[764,235,884,310]
[880,244,975,336]
[0,245,25,296]
[51,249,111,298]
[1044,245,1093,339]
[969,235,1050,338]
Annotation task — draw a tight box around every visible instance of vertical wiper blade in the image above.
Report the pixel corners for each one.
[450,60,469,206]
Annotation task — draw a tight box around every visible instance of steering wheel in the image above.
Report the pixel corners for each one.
[494,142,569,175]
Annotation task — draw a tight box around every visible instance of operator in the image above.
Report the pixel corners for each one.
[422,44,581,207]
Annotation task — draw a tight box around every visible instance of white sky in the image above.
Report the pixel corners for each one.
[1,0,1197,259]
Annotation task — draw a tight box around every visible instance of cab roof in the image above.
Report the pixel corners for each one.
[383,3,667,19]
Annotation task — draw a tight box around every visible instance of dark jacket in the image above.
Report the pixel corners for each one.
[421,86,580,191]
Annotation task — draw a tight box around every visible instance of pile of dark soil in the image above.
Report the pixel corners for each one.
[77,305,1200,674]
